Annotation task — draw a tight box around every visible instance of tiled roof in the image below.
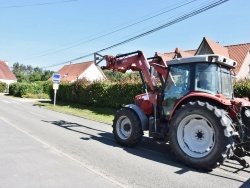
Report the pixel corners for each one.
[164,49,196,59]
[57,61,93,82]
[163,38,250,75]
[203,37,229,57]
[226,43,250,74]
[0,61,17,80]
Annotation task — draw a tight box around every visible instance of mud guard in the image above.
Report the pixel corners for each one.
[125,104,149,130]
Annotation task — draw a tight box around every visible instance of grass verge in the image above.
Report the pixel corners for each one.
[35,101,117,124]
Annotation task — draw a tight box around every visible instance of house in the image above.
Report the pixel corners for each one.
[0,60,17,90]
[164,37,250,79]
[55,61,107,83]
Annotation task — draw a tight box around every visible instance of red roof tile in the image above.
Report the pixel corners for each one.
[204,37,229,57]
[163,38,250,75]
[164,49,196,58]
[0,61,17,80]
[56,61,93,82]
[226,43,250,74]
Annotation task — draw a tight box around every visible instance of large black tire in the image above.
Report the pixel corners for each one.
[242,107,250,151]
[113,107,142,147]
[169,101,234,170]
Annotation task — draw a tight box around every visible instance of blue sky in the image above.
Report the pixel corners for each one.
[1,0,249,71]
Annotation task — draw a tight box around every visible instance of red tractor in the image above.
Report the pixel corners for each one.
[95,50,250,170]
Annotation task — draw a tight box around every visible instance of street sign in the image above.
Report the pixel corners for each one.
[53,83,59,90]
[52,75,60,106]
[52,74,61,83]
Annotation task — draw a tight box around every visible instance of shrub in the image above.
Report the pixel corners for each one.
[55,80,144,108]
[9,82,21,96]
[234,78,250,99]
[0,81,6,92]
[9,81,52,99]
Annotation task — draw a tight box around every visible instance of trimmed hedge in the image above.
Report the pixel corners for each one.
[0,81,6,92]
[9,81,52,98]
[234,78,250,99]
[55,80,144,108]
[8,78,250,108]
[54,79,250,108]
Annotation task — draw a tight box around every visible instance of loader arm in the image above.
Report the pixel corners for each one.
[99,50,159,92]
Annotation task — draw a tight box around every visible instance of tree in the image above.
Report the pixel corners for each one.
[12,63,54,83]
[41,70,54,81]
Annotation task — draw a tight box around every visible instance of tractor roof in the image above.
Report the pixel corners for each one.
[166,54,237,69]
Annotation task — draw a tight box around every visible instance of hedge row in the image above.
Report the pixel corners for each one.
[54,80,144,108]
[0,81,6,92]
[8,79,250,108]
[9,81,52,98]
[234,79,250,99]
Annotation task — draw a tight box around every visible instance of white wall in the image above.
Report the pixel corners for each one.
[237,52,250,80]
[78,64,106,82]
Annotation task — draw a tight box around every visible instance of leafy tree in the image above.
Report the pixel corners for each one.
[41,70,54,81]
[12,62,54,83]
[29,73,42,82]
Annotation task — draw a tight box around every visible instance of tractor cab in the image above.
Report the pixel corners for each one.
[162,54,236,117]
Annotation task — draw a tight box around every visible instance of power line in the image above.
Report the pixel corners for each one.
[18,0,197,61]
[0,0,77,8]
[43,0,228,68]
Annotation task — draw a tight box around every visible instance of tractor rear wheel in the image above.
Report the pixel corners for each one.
[169,101,234,170]
[113,107,142,147]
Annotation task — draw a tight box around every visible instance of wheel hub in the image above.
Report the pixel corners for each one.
[177,115,215,158]
[195,130,204,140]
[124,123,131,131]
[116,116,132,140]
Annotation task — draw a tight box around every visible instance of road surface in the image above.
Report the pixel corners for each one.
[0,94,249,187]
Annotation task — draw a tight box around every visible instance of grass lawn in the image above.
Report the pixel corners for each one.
[35,101,117,124]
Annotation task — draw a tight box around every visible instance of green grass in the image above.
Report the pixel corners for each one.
[35,101,117,124]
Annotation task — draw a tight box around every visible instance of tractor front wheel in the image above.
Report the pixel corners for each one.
[169,101,234,170]
[113,107,142,147]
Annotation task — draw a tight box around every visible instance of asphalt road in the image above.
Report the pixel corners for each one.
[0,94,249,188]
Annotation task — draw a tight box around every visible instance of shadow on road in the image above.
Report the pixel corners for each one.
[42,119,249,184]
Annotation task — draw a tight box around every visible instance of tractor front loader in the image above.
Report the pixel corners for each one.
[94,50,250,170]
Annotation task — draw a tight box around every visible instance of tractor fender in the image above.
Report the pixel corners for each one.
[125,104,149,130]
[168,92,232,120]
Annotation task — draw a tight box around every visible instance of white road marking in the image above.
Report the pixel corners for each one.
[0,117,125,188]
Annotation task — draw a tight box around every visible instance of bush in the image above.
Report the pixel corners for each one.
[9,82,21,96]
[9,81,52,98]
[55,80,144,108]
[0,81,6,92]
[8,78,250,108]
[234,78,250,99]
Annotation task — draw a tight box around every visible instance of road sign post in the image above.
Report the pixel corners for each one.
[52,74,60,106]
[53,83,59,106]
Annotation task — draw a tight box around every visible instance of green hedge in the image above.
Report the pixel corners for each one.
[234,78,250,99]
[8,79,250,108]
[55,79,250,108]
[9,81,52,98]
[55,81,144,108]
[0,81,6,92]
